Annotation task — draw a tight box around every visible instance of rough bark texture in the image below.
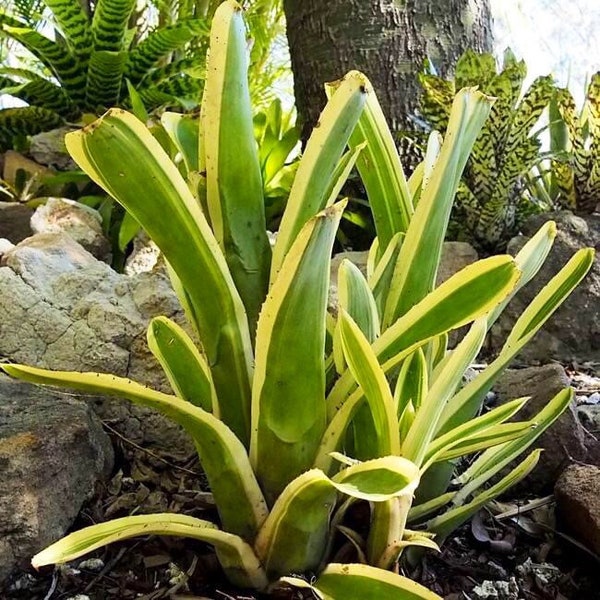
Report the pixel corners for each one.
[284,0,492,141]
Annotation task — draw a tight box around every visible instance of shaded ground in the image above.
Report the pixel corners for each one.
[2,364,600,600]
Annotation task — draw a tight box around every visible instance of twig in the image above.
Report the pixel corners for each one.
[102,421,198,475]
[42,570,59,600]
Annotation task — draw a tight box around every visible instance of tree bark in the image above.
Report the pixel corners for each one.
[283,0,492,141]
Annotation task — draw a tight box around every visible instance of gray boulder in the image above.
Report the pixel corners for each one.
[31,198,111,262]
[490,211,600,363]
[28,127,78,171]
[0,376,113,580]
[0,232,192,455]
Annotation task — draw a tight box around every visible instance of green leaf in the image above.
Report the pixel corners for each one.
[284,563,442,600]
[422,397,529,468]
[32,513,268,590]
[271,71,368,280]
[65,109,253,445]
[255,457,419,579]
[485,220,556,327]
[338,260,380,342]
[341,84,413,249]
[254,470,338,579]
[503,248,595,348]
[328,255,520,419]
[426,450,542,542]
[161,111,199,173]
[453,388,573,501]
[383,88,494,327]
[1,364,268,541]
[125,79,149,123]
[250,202,344,502]
[368,231,404,315]
[338,309,398,457]
[318,257,519,474]
[147,316,218,414]
[117,209,140,251]
[202,0,271,334]
[401,319,487,466]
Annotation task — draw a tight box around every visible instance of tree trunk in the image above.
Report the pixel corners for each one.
[283,0,492,141]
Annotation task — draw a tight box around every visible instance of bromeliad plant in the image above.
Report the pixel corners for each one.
[538,72,600,214]
[418,49,555,251]
[1,2,594,597]
[0,0,211,149]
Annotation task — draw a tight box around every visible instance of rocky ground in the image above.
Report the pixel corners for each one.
[1,417,599,600]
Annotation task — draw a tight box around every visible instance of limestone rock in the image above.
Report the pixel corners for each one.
[493,364,587,491]
[124,230,164,275]
[0,202,33,244]
[0,233,192,455]
[555,464,600,554]
[490,211,600,363]
[31,198,111,262]
[28,127,78,171]
[0,376,113,580]
[0,238,14,256]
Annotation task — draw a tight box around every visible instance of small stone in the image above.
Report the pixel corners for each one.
[78,557,105,572]
[471,577,519,599]
[588,392,600,404]
[0,376,113,580]
[0,238,15,255]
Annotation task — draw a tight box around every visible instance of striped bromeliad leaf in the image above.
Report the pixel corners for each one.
[0,0,210,149]
[551,72,600,213]
[418,49,555,251]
